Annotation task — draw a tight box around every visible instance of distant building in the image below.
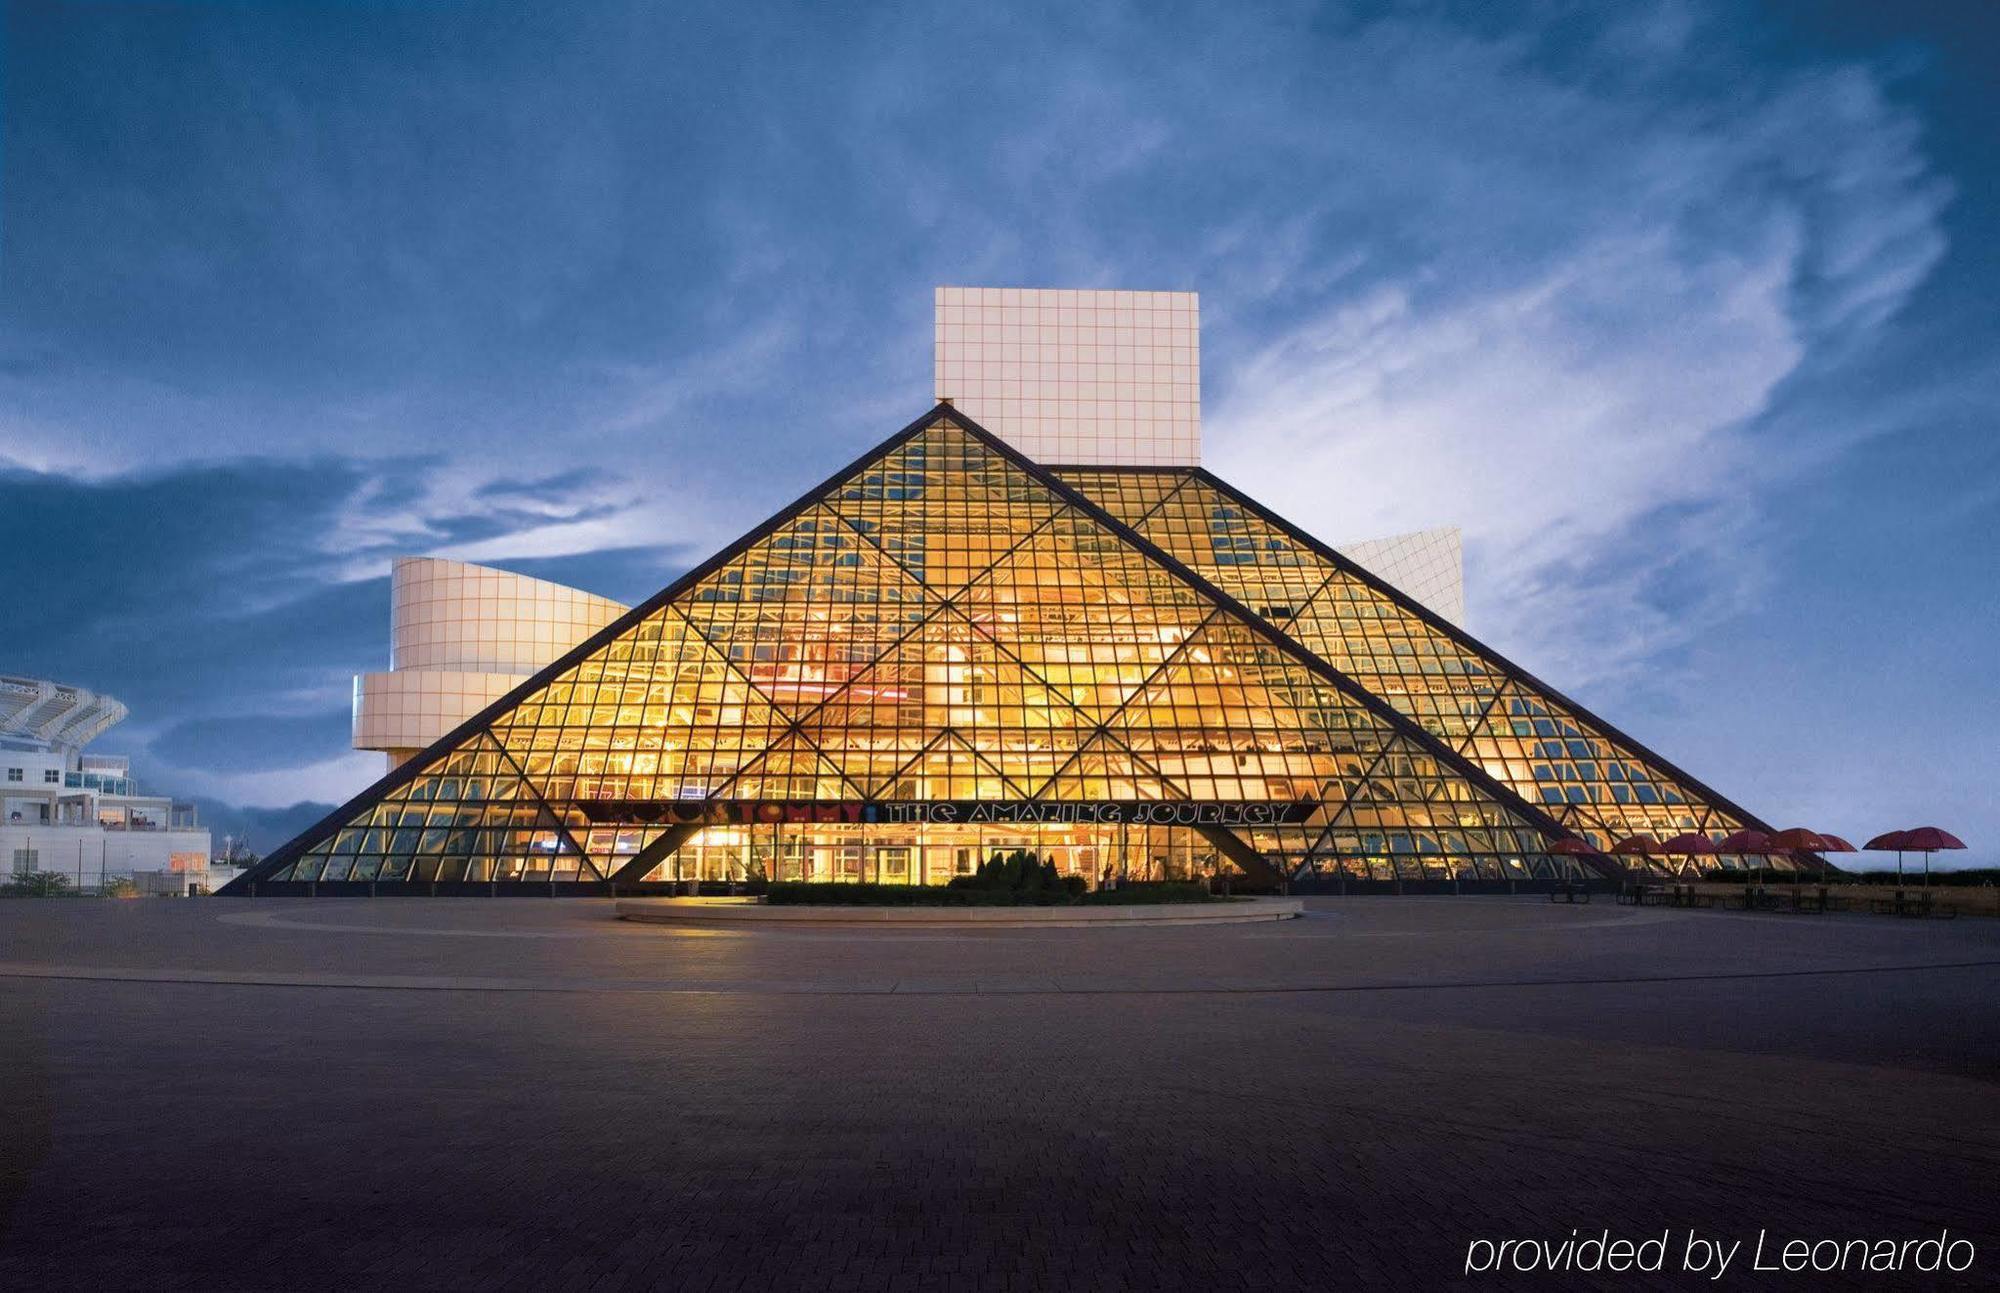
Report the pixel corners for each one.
[1,675,215,891]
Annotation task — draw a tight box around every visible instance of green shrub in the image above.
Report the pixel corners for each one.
[1847,867,1997,888]
[761,875,1216,907]
[945,849,1076,897]
[1704,864,2000,884]
[1706,867,1842,885]
[1077,881,1214,905]
[0,872,74,898]
[764,882,1042,906]
[1702,866,1997,887]
[765,883,929,906]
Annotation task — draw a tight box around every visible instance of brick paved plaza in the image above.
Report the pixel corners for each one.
[1,897,1995,1289]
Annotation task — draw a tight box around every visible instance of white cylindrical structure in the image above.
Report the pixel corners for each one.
[353,558,629,766]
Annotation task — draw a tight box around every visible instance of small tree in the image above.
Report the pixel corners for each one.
[3,872,73,898]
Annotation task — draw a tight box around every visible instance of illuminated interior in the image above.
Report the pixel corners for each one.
[239,407,1786,891]
[1055,468,1785,871]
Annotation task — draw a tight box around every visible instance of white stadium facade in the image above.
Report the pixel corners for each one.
[2,674,215,892]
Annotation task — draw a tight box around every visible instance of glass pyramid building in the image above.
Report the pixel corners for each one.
[225,405,1790,895]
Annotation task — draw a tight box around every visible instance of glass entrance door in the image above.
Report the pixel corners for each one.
[876,846,911,884]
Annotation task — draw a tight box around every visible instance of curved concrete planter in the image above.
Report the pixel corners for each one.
[616,896,1302,928]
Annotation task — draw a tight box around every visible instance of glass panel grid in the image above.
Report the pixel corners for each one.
[263,418,1621,884]
[1062,469,1752,856]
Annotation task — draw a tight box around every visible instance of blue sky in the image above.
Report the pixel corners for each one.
[3,0,1995,862]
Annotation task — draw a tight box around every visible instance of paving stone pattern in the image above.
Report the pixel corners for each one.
[1,898,1996,1290]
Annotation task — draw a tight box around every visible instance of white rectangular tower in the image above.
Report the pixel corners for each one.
[934,286,1199,466]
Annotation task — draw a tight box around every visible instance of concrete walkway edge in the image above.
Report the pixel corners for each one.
[615,895,1303,927]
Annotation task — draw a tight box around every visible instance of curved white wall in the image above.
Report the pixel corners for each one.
[354,558,629,764]
[352,669,528,759]
[389,556,627,673]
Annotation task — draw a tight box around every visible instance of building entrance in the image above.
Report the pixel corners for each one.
[653,821,1222,886]
[875,846,911,884]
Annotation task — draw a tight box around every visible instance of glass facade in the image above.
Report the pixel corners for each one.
[245,407,1780,891]
[1057,467,1787,874]
[654,821,1219,887]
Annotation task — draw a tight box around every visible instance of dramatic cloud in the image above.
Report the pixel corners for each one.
[3,0,1991,853]
[0,454,687,826]
[150,713,354,776]
[1194,16,1950,689]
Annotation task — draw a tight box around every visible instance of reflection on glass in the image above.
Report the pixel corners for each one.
[267,417,1757,886]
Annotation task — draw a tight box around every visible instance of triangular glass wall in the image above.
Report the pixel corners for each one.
[1056,467,1778,863]
[273,733,598,883]
[237,408,1576,889]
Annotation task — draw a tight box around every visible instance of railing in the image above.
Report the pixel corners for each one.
[4,818,193,833]
[64,772,134,795]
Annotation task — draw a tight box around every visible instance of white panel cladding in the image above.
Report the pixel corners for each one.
[390,557,627,674]
[1335,527,1466,627]
[352,670,527,754]
[935,286,1200,466]
[355,558,630,759]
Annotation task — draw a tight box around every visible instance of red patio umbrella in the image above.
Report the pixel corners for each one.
[1718,827,1783,886]
[1660,832,1718,881]
[1544,836,1597,877]
[1718,828,1776,854]
[1608,835,1664,877]
[1814,833,1856,885]
[1542,836,1595,882]
[1900,827,1965,887]
[1768,826,1845,883]
[1864,829,1912,886]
